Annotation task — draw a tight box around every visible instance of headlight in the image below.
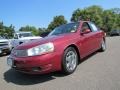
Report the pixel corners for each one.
[27,42,54,56]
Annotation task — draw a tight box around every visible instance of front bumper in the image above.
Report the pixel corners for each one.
[0,46,11,54]
[7,53,61,74]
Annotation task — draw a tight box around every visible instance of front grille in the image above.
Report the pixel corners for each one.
[0,42,8,46]
[0,44,8,46]
[13,50,28,57]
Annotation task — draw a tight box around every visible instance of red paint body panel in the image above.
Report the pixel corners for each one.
[9,21,105,74]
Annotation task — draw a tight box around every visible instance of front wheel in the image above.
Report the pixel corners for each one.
[62,47,78,75]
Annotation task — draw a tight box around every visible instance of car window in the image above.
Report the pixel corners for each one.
[89,22,98,32]
[81,22,92,33]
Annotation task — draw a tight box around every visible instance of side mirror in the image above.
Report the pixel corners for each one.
[81,29,91,35]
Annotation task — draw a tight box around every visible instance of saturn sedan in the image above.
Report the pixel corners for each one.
[7,21,106,75]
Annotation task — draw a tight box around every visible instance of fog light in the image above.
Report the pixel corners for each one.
[32,67,41,72]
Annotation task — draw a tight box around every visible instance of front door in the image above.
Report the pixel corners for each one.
[79,22,96,58]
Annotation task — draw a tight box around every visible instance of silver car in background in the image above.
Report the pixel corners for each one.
[0,36,11,55]
[110,30,120,36]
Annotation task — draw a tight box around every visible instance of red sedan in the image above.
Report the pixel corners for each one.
[7,21,106,75]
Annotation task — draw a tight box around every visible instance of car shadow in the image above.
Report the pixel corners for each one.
[4,69,66,85]
[4,51,100,85]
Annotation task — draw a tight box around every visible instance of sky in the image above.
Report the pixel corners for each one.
[0,0,120,30]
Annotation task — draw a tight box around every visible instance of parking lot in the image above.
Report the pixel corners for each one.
[0,36,120,90]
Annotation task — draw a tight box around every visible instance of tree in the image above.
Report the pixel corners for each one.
[111,8,120,30]
[19,25,39,36]
[4,24,15,38]
[0,21,15,38]
[71,5,103,27]
[48,15,67,31]
[0,21,3,29]
[71,5,120,33]
[85,5,103,27]
[38,28,50,37]
[71,9,82,22]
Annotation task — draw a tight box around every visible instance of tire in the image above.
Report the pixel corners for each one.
[99,39,106,52]
[7,51,11,55]
[62,47,78,75]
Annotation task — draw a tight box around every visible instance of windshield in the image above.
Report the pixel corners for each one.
[48,23,79,36]
[19,33,33,38]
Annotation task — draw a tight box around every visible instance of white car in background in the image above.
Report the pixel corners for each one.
[0,36,11,55]
[11,32,42,48]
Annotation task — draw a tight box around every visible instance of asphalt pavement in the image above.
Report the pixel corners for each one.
[0,36,120,90]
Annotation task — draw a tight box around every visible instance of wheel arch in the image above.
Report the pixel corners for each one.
[64,44,81,63]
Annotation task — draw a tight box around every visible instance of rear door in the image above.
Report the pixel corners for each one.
[88,22,102,50]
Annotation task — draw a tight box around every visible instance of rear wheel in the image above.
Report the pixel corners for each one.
[99,39,106,52]
[62,47,78,75]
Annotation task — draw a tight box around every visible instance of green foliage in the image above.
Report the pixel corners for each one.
[19,25,39,36]
[38,28,50,37]
[1,5,120,37]
[38,28,47,34]
[0,22,15,38]
[71,5,120,33]
[48,15,67,31]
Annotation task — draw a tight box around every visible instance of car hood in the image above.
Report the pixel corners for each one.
[16,33,75,50]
